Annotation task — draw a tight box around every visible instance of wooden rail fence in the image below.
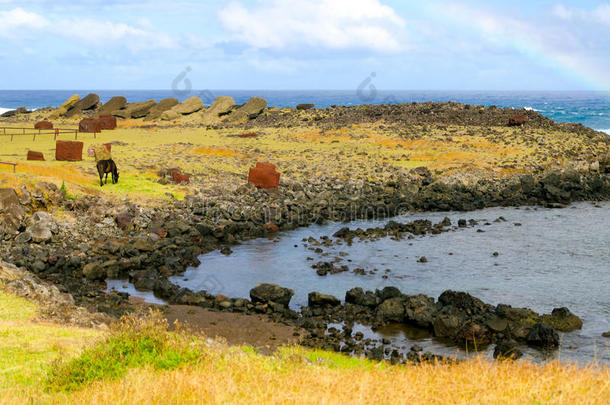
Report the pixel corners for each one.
[0,161,17,173]
[0,126,97,141]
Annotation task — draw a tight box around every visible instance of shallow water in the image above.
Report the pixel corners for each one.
[163,202,610,363]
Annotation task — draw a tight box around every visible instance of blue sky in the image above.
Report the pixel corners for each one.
[1,0,610,90]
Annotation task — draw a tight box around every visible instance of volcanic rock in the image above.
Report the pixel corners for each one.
[55,140,83,161]
[250,283,294,308]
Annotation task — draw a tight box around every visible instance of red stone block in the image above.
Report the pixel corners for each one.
[34,121,53,130]
[27,151,45,161]
[508,114,528,126]
[239,132,257,138]
[171,170,190,184]
[104,143,111,152]
[248,162,280,189]
[98,115,117,130]
[55,140,84,161]
[79,118,102,133]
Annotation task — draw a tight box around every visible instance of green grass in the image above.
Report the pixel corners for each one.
[48,310,203,392]
[0,292,99,390]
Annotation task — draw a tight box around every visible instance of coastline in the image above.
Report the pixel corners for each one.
[1,96,610,362]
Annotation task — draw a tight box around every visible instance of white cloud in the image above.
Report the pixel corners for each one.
[0,7,177,51]
[552,3,610,24]
[219,0,407,53]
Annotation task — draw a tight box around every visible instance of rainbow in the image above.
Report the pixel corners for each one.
[434,4,610,92]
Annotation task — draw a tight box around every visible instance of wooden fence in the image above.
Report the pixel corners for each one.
[0,126,96,141]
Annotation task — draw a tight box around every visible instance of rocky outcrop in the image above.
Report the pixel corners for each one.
[248,162,280,189]
[1,107,29,117]
[540,307,583,332]
[113,100,156,119]
[24,211,58,243]
[55,140,83,161]
[0,188,25,235]
[145,98,179,120]
[0,259,109,327]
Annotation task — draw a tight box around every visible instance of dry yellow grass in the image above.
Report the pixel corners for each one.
[28,350,609,405]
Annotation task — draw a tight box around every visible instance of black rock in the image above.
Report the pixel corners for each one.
[526,323,560,349]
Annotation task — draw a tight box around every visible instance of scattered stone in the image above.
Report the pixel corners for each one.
[79,118,102,133]
[34,121,53,130]
[171,171,190,185]
[82,263,105,281]
[418,256,428,263]
[97,115,117,130]
[602,332,610,338]
[55,140,83,161]
[296,104,315,110]
[248,162,280,189]
[27,151,45,161]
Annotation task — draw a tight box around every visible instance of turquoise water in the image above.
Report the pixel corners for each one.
[2,90,610,132]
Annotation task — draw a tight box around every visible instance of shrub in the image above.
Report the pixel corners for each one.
[48,310,204,391]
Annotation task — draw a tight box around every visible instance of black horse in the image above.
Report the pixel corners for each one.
[96,159,119,186]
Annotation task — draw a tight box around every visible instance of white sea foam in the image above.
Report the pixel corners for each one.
[598,129,610,135]
[523,106,541,112]
[0,107,12,115]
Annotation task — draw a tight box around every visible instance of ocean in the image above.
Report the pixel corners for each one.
[2,90,610,133]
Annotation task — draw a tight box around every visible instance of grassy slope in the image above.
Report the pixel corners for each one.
[1,119,606,204]
[0,291,607,404]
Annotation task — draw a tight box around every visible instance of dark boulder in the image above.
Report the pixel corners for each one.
[249,283,294,308]
[438,290,489,316]
[526,323,560,349]
[308,292,341,308]
[508,114,528,126]
[296,104,315,110]
[376,297,405,323]
[493,340,523,360]
[345,287,365,306]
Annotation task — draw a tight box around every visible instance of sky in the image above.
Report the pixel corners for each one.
[1,0,610,90]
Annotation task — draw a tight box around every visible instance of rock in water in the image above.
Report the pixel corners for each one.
[526,323,560,348]
[145,98,179,120]
[249,283,294,307]
[541,307,583,332]
[98,96,127,116]
[308,292,341,308]
[493,340,523,359]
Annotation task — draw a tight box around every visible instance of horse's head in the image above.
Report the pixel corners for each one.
[113,170,119,184]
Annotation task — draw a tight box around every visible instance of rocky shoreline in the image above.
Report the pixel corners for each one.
[2,98,610,362]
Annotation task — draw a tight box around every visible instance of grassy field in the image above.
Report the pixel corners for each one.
[1,119,605,204]
[0,290,608,404]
